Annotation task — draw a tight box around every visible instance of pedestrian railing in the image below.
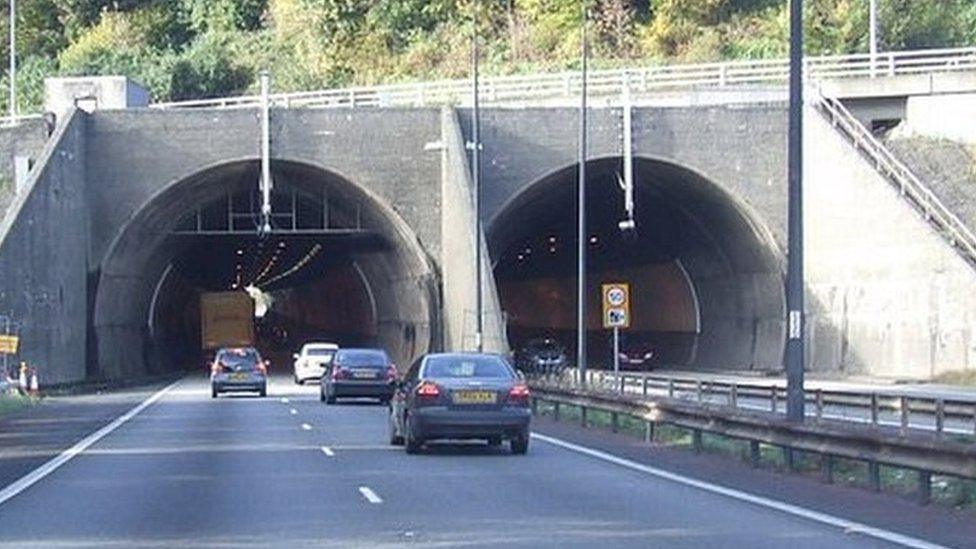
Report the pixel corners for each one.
[814,92,976,268]
[529,379,976,504]
[150,46,976,111]
[531,369,976,438]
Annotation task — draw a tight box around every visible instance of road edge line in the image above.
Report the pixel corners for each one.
[0,378,182,507]
[532,432,947,549]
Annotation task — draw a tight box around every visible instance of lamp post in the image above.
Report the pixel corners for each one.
[869,0,878,76]
[576,2,589,385]
[471,3,484,352]
[8,0,15,120]
[786,0,805,422]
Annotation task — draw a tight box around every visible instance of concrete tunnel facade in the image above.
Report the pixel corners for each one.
[0,103,800,383]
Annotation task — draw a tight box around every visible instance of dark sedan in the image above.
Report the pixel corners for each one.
[320,348,397,404]
[388,353,531,455]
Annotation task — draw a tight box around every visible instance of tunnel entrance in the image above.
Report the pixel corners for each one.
[489,157,784,372]
[92,160,437,380]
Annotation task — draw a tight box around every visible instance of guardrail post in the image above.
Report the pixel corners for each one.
[618,375,625,394]
[870,393,879,426]
[553,401,560,421]
[531,397,538,415]
[642,376,649,397]
[935,399,945,438]
[644,421,654,443]
[718,63,728,87]
[692,429,703,453]
[611,412,619,433]
[730,383,738,409]
[815,389,824,422]
[770,386,778,413]
[900,396,910,435]
[696,380,703,404]
[563,74,573,98]
[917,471,932,505]
[783,447,795,472]
[821,454,834,484]
[972,403,976,437]
[667,379,675,399]
[749,441,761,467]
[580,406,588,428]
[868,461,882,492]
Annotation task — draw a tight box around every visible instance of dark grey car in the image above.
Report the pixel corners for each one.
[210,347,268,398]
[388,353,531,455]
[320,348,397,404]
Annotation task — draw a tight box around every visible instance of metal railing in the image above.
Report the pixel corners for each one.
[150,46,976,111]
[529,381,976,503]
[532,369,976,438]
[815,93,976,267]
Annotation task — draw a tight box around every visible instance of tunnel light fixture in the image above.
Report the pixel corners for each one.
[588,235,598,245]
[548,246,557,254]
[618,219,636,231]
[278,241,286,248]
[517,254,525,262]
[236,249,243,256]
[548,235,557,244]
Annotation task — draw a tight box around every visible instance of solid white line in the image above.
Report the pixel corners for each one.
[532,433,947,549]
[0,378,182,508]
[320,446,335,457]
[358,486,383,504]
[301,423,312,431]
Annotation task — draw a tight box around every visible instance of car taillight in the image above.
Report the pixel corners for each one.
[386,365,397,380]
[332,367,348,380]
[416,382,440,398]
[256,362,267,375]
[508,384,530,404]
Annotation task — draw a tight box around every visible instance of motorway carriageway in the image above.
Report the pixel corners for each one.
[0,376,974,548]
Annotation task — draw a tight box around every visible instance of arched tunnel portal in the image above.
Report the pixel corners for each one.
[92,160,438,379]
[489,156,785,371]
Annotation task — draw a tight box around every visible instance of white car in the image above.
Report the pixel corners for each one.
[293,343,339,384]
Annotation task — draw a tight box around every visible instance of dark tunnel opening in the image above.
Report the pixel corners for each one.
[489,156,785,372]
[92,160,437,380]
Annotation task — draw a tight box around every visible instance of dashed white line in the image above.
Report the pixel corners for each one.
[280,397,290,404]
[301,423,312,431]
[320,446,335,457]
[533,433,947,549]
[358,486,383,504]
[290,408,298,415]
[0,378,182,508]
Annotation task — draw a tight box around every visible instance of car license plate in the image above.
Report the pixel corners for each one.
[231,373,248,381]
[452,390,496,404]
[352,370,375,379]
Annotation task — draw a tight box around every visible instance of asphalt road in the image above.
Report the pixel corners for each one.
[0,376,963,548]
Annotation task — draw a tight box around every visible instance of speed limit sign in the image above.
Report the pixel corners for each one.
[602,283,630,329]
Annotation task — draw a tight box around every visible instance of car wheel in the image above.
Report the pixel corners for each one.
[488,436,502,447]
[511,430,529,455]
[325,392,336,404]
[259,385,267,398]
[319,389,326,402]
[389,416,404,446]
[404,416,422,454]
[211,386,218,399]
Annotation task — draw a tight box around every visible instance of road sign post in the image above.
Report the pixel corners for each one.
[602,283,630,389]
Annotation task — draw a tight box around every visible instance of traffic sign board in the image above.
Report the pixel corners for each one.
[602,283,630,329]
[0,334,19,354]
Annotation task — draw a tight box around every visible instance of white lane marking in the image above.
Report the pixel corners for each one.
[290,408,298,415]
[532,433,947,549]
[301,423,312,431]
[0,378,182,508]
[320,446,335,457]
[358,486,383,504]
[280,397,290,403]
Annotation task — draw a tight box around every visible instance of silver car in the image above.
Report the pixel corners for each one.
[210,347,268,398]
[389,353,531,455]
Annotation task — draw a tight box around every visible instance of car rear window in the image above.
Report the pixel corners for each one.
[307,348,337,358]
[423,356,513,379]
[218,348,261,369]
[336,350,389,368]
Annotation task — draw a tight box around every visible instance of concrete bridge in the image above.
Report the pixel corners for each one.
[3,65,976,384]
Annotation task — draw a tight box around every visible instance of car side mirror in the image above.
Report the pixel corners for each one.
[516,370,526,381]
[292,353,300,360]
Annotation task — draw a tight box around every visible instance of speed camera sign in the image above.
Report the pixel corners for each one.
[602,283,630,329]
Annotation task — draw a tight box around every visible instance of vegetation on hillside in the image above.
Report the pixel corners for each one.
[1,0,974,112]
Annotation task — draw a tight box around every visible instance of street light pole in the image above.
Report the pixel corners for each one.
[869,0,878,76]
[577,3,589,385]
[471,4,484,353]
[8,0,15,119]
[786,0,805,422]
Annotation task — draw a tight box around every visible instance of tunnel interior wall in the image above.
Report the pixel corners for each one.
[0,110,89,384]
